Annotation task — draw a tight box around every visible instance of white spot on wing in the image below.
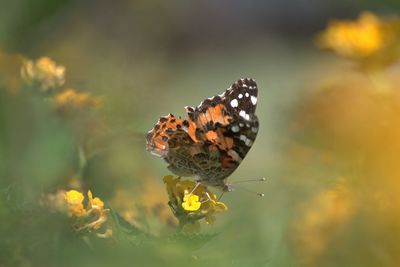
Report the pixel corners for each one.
[245,93,249,97]
[239,111,250,120]
[238,94,243,99]
[245,138,253,146]
[240,135,247,141]
[251,95,257,105]
[230,99,239,108]
[231,125,240,132]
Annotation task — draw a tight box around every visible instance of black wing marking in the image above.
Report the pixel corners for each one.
[223,78,258,117]
[222,78,259,159]
[185,78,259,179]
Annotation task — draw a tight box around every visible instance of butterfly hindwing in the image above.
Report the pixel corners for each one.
[146,114,197,157]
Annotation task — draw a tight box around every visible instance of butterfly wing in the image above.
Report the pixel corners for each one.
[146,114,197,157]
[146,78,259,188]
[186,78,259,181]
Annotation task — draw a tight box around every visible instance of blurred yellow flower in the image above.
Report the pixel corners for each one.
[65,189,85,205]
[54,88,102,109]
[86,190,107,230]
[316,12,388,59]
[291,181,355,266]
[21,57,65,91]
[288,49,400,262]
[87,190,105,209]
[65,190,86,217]
[182,192,201,211]
[64,190,110,234]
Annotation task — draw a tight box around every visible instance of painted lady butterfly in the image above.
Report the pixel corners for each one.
[146,78,259,191]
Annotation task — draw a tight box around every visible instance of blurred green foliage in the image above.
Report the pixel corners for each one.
[1,1,400,267]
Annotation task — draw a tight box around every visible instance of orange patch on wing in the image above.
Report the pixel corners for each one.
[195,104,231,129]
[209,104,230,125]
[147,115,183,151]
[223,135,234,149]
[187,120,199,142]
[200,113,209,126]
[221,154,233,168]
[152,136,167,149]
[217,131,234,150]
[163,118,179,129]
[206,130,218,141]
[204,128,234,150]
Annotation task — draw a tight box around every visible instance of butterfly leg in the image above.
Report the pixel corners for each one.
[217,191,225,201]
[202,191,212,203]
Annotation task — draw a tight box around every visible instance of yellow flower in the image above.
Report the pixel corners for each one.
[84,190,108,230]
[316,12,386,59]
[21,57,65,91]
[65,190,84,205]
[201,193,228,214]
[163,175,228,230]
[65,190,86,216]
[209,199,228,212]
[54,88,102,109]
[87,190,105,209]
[182,193,202,211]
[64,189,110,234]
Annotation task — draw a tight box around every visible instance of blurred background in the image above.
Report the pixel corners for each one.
[1,0,400,266]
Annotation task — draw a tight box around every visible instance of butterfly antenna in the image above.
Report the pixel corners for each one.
[231,177,267,184]
[233,184,265,197]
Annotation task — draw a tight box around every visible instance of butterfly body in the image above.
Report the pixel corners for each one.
[146,78,259,190]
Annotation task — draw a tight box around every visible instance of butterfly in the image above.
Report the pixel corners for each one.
[146,78,259,191]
